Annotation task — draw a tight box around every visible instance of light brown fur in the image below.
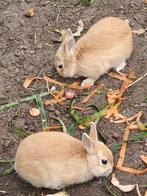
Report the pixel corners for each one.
[15,123,113,189]
[55,17,133,87]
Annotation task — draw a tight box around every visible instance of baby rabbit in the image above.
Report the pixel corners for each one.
[55,17,133,87]
[15,122,113,189]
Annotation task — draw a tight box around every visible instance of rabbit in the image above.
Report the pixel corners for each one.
[55,17,133,87]
[15,122,113,189]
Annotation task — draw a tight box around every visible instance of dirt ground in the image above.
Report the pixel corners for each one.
[0,0,147,195]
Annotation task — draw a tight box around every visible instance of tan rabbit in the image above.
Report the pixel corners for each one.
[55,17,133,87]
[15,122,113,189]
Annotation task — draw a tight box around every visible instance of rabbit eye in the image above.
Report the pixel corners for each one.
[101,159,107,165]
[58,64,63,69]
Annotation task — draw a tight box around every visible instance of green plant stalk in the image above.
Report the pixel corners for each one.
[102,177,118,196]
[70,108,106,127]
[35,96,48,129]
[11,120,29,138]
[113,131,147,154]
[0,167,15,176]
[0,159,14,163]
[0,91,51,111]
[54,118,67,133]
[67,123,77,135]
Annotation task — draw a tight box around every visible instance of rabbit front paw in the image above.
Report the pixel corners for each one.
[81,78,95,88]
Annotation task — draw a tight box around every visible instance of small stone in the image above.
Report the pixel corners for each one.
[48,105,55,112]
[112,132,120,140]
[54,110,60,116]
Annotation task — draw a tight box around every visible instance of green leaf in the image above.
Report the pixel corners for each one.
[35,96,48,129]
[80,0,95,6]
[113,131,147,154]
[130,131,147,142]
[112,142,122,154]
[102,177,118,196]
[67,123,77,135]
[70,107,106,127]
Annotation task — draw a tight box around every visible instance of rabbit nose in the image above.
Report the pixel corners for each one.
[58,64,63,69]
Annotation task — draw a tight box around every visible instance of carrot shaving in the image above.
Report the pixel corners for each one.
[136,111,147,131]
[43,125,62,131]
[72,106,83,111]
[109,71,127,81]
[79,125,86,130]
[43,76,81,89]
[110,112,142,124]
[82,84,104,103]
[43,76,65,87]
[116,166,147,174]
[106,71,136,121]
[116,118,147,175]
[68,82,80,89]
[140,155,147,165]
[116,125,130,167]
[23,77,42,88]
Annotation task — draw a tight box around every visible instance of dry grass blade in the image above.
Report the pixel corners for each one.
[132,28,146,35]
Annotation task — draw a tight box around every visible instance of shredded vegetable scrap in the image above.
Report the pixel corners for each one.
[23,77,42,88]
[111,173,135,192]
[116,121,147,174]
[82,84,105,103]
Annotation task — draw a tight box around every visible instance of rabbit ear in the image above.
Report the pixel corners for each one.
[62,29,75,55]
[89,122,98,141]
[82,133,96,154]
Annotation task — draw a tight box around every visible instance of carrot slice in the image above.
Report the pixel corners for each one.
[82,84,104,103]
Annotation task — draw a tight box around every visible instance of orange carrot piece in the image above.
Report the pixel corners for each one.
[109,71,127,81]
[23,77,42,88]
[116,125,130,168]
[140,155,147,165]
[117,166,147,174]
[43,76,65,87]
[43,76,81,89]
[116,122,147,175]
[82,84,104,103]
[69,82,80,89]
